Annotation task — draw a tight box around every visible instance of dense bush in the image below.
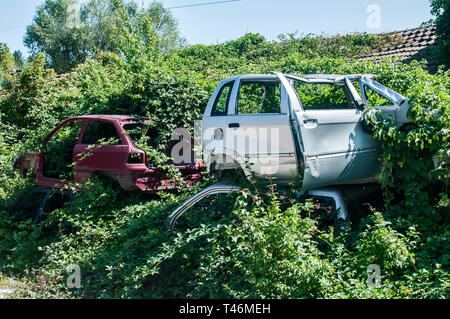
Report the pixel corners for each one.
[0,20,448,298]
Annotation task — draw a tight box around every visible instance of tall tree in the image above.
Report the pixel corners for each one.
[146,1,186,51]
[24,0,91,73]
[0,43,15,86]
[24,0,186,73]
[13,51,25,70]
[430,0,449,66]
[82,0,185,52]
[81,0,139,53]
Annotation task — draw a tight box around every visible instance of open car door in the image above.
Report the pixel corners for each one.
[359,76,412,126]
[166,183,241,229]
[166,182,349,230]
[276,73,380,191]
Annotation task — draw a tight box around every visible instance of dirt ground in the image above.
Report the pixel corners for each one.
[0,273,24,299]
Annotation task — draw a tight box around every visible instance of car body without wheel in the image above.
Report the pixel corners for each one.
[201,73,413,191]
[14,115,203,192]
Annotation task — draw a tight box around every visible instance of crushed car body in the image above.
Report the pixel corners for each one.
[168,72,414,226]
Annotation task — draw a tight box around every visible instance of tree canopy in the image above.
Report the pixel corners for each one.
[24,0,185,73]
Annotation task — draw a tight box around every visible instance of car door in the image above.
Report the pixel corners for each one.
[166,182,241,229]
[277,73,380,191]
[230,77,300,183]
[202,78,239,171]
[359,76,411,125]
[203,76,300,184]
[167,182,349,229]
[73,119,129,181]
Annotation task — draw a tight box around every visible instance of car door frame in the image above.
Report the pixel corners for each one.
[277,73,380,191]
[36,118,87,188]
[203,75,300,184]
[359,76,411,125]
[166,182,349,229]
[166,182,241,229]
[202,77,240,171]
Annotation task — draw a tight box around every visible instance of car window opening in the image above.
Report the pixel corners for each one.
[82,120,121,145]
[293,82,356,110]
[237,81,281,114]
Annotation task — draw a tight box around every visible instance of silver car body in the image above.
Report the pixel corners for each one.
[202,73,412,191]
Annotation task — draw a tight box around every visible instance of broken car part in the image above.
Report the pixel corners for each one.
[166,182,349,230]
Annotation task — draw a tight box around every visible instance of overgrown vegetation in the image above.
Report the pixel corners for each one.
[24,0,185,73]
[430,0,450,67]
[0,0,448,299]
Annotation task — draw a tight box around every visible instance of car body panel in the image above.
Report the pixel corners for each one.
[359,76,412,125]
[166,182,241,229]
[203,75,299,184]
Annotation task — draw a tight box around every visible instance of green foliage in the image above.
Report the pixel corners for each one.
[43,120,85,180]
[355,212,416,274]
[12,51,25,70]
[237,81,280,114]
[0,43,15,87]
[363,62,449,230]
[24,0,92,73]
[430,0,450,66]
[0,22,448,299]
[24,0,185,73]
[145,1,186,51]
[0,53,55,130]
[189,195,334,298]
[294,82,354,110]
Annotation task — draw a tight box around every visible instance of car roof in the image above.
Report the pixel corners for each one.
[69,115,149,123]
[224,73,375,83]
[227,74,279,81]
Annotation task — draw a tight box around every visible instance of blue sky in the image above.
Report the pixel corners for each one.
[0,0,434,55]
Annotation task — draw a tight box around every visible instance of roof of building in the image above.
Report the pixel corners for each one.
[358,25,438,67]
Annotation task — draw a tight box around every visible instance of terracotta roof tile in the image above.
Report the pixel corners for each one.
[357,25,438,67]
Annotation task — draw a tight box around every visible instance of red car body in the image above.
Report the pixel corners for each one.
[17,115,203,191]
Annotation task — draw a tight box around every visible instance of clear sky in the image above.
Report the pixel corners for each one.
[0,0,434,56]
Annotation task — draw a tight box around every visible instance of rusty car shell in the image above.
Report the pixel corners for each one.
[15,115,203,192]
